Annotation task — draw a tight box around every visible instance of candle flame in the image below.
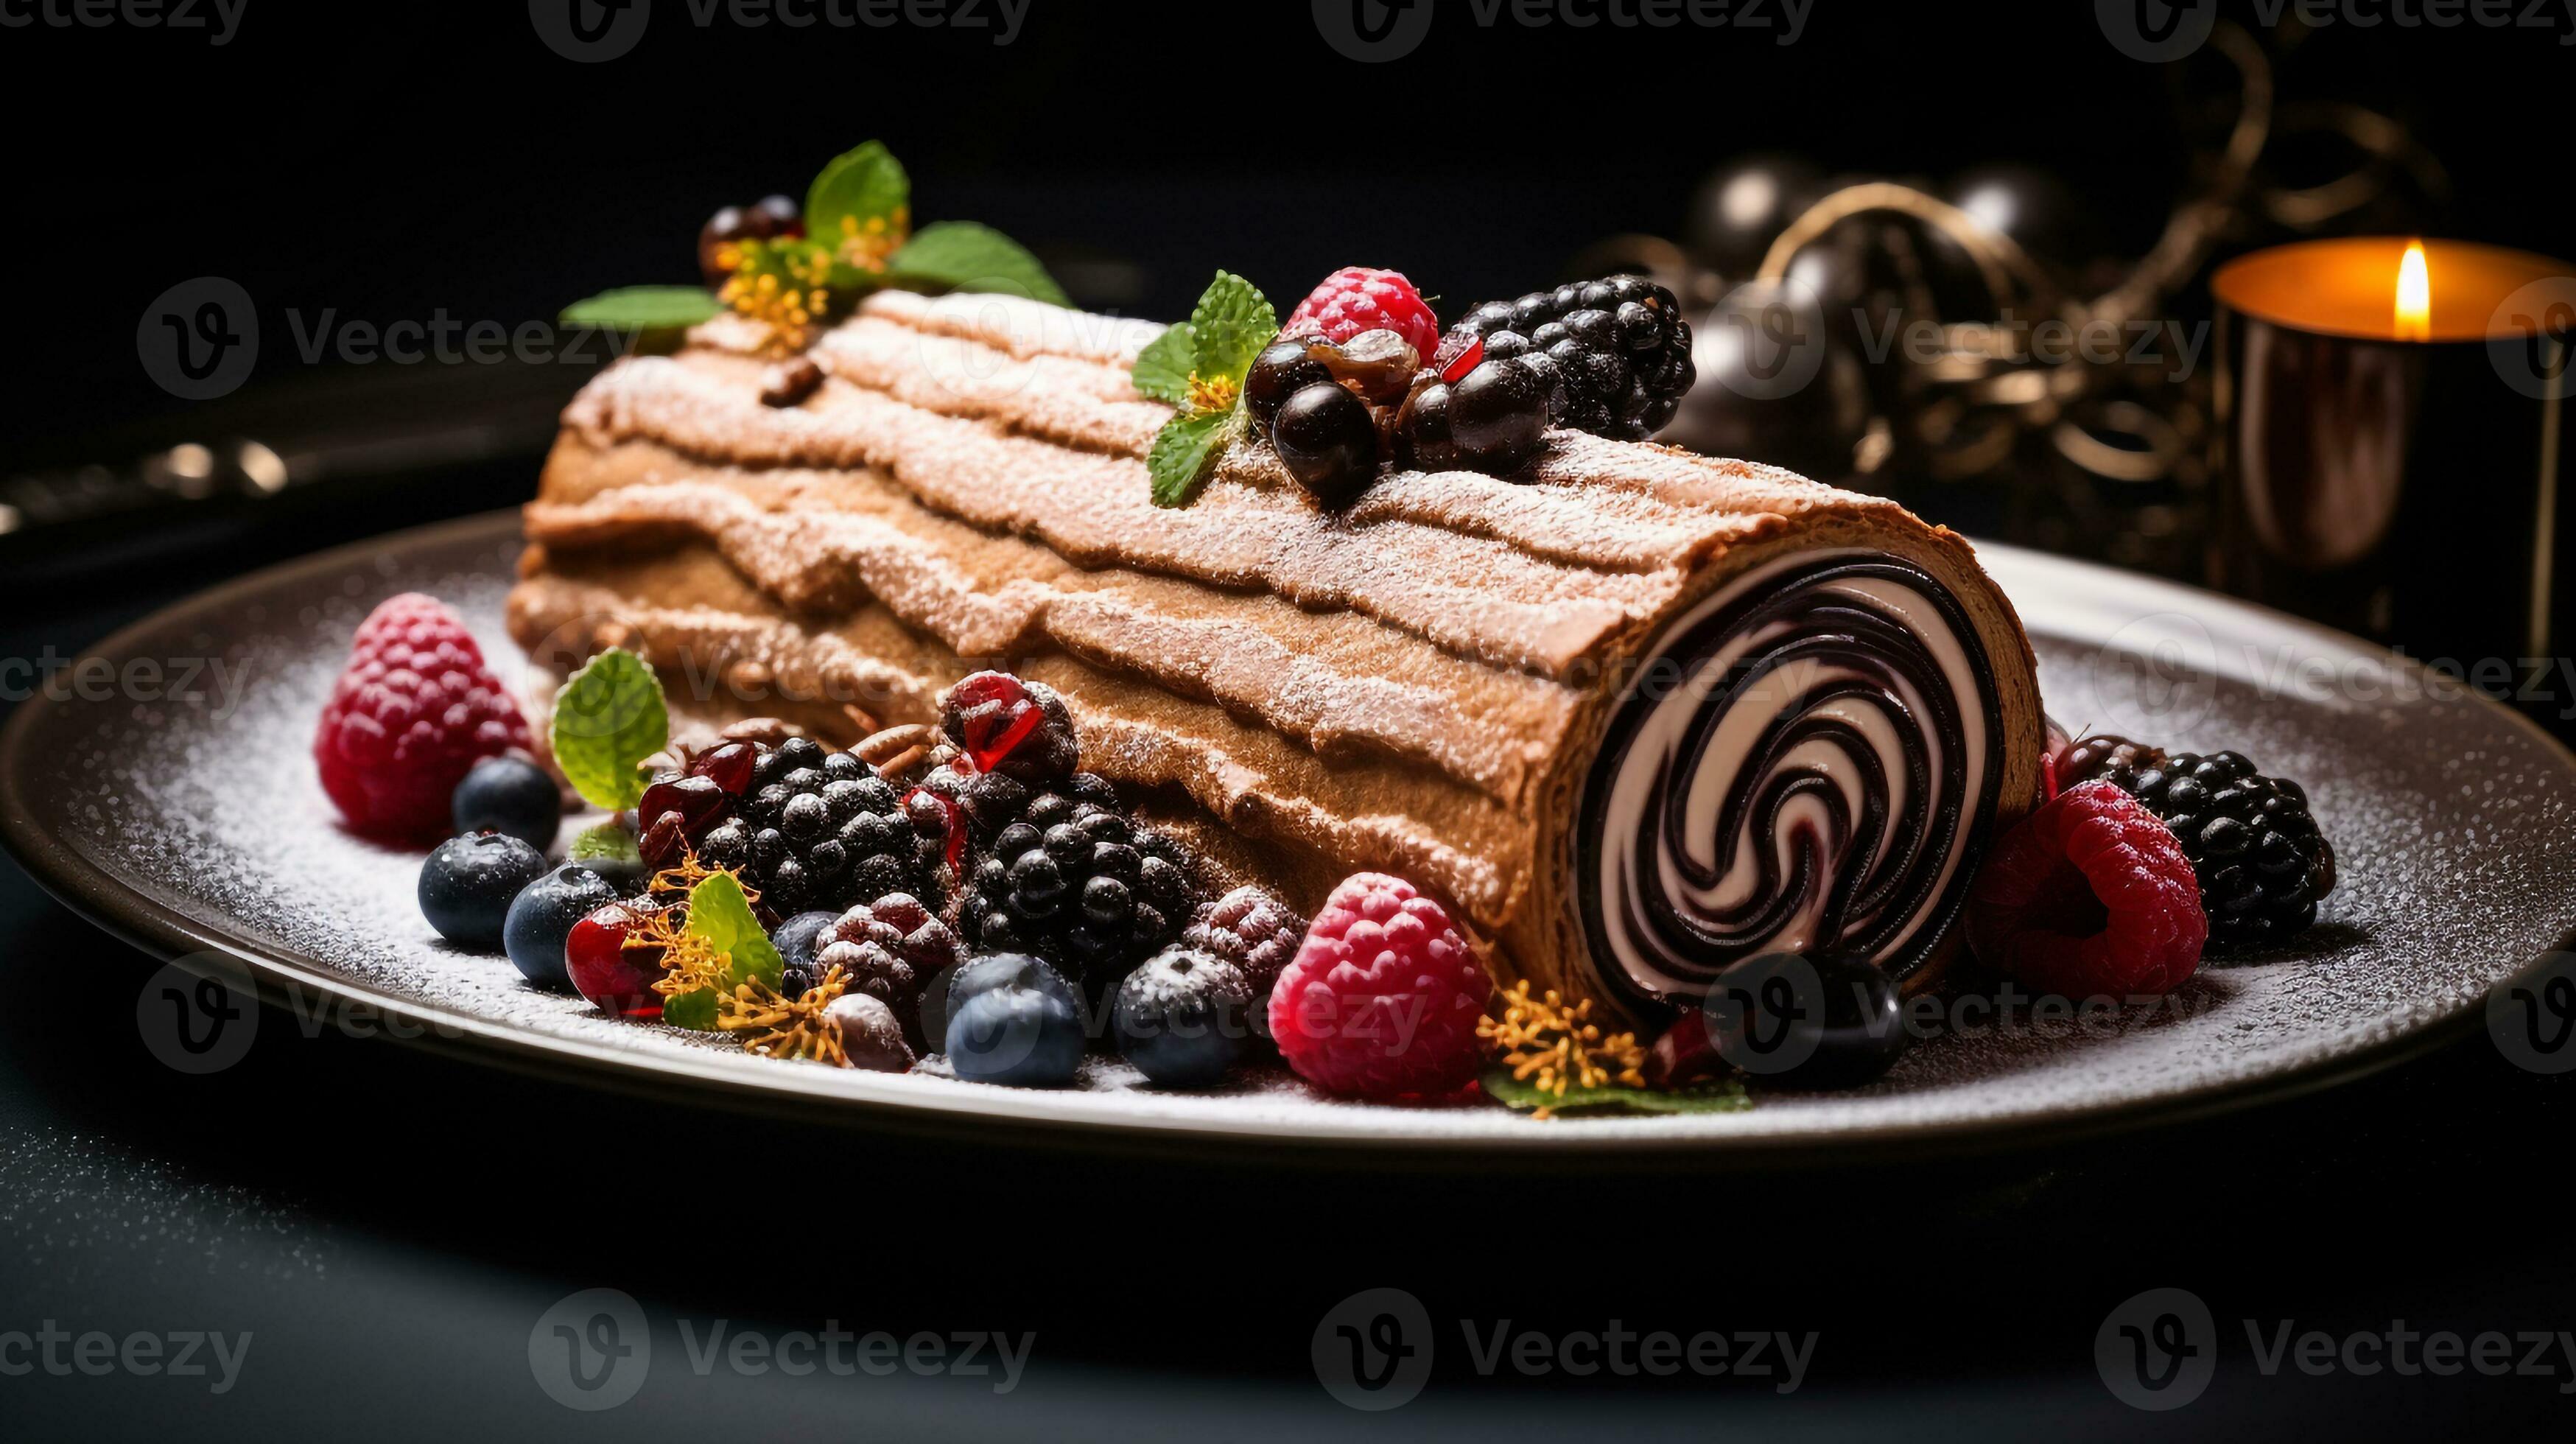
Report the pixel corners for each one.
[2396,239,2431,341]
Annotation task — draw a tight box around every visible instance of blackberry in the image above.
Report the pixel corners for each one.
[956,780,1198,1006]
[2061,737,2336,945]
[1436,275,1694,443]
[1182,885,1308,1005]
[805,891,966,1049]
[689,736,944,916]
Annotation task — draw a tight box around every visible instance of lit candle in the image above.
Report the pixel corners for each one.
[2210,237,2575,710]
[2395,240,2430,343]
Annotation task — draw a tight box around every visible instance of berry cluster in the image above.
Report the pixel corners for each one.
[642,735,941,917]
[1405,276,1695,474]
[2055,737,2335,944]
[1245,326,1422,508]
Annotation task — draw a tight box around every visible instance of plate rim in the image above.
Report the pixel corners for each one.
[4,509,2571,1164]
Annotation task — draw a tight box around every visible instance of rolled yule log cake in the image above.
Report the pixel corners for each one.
[508,291,2047,1023]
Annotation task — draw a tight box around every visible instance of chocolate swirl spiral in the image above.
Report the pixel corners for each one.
[1576,551,2004,1010]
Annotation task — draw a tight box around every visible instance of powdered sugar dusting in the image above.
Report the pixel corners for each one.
[15,523,2576,1150]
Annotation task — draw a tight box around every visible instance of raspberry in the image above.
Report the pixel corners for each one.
[1268,873,1491,1098]
[314,593,528,841]
[1966,781,2207,998]
[1182,885,1307,1004]
[1282,266,1441,362]
[2057,739,2336,946]
[808,891,966,1049]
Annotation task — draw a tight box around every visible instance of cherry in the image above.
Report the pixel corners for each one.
[638,774,730,841]
[566,900,671,1018]
[1270,381,1378,508]
[687,740,758,796]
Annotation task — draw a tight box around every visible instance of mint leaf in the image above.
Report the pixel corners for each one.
[661,988,717,1031]
[1129,323,1196,406]
[1184,270,1276,389]
[558,286,722,332]
[550,648,669,812]
[804,140,910,247]
[1146,407,1237,508]
[1479,1067,1751,1117]
[568,822,642,869]
[889,220,1067,306]
[684,872,785,995]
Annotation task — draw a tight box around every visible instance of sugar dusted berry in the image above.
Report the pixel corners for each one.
[943,953,1085,1087]
[452,755,561,851]
[1282,266,1440,361]
[504,864,622,991]
[1182,886,1307,1009]
[1113,946,1252,1088]
[315,593,529,842]
[1268,873,1491,1098]
[1967,780,2208,997]
[941,671,1078,784]
[811,891,966,1048]
[418,832,549,950]
[825,992,916,1073]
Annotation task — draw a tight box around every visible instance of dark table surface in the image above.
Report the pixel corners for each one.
[5,465,2575,1442]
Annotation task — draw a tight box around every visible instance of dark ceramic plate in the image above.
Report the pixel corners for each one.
[5,511,2573,1160]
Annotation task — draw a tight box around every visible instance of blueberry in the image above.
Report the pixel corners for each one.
[927,951,1078,1054]
[1112,946,1252,1088]
[504,864,622,989]
[771,910,843,993]
[420,833,549,950]
[1703,952,1908,1090]
[450,756,561,850]
[945,955,1085,1087]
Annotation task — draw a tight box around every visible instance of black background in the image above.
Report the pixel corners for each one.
[6,1,2576,1437]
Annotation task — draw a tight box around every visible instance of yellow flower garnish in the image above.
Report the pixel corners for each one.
[1478,981,1646,1118]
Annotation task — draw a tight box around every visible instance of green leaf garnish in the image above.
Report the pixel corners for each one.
[1183,270,1278,388]
[562,141,1062,353]
[558,286,723,332]
[1139,270,1276,508]
[659,871,786,1031]
[548,648,670,812]
[568,822,642,869]
[889,220,1068,306]
[1129,325,1197,407]
[1479,1067,1752,1118]
[1147,407,1238,508]
[804,140,910,247]
[686,871,785,995]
